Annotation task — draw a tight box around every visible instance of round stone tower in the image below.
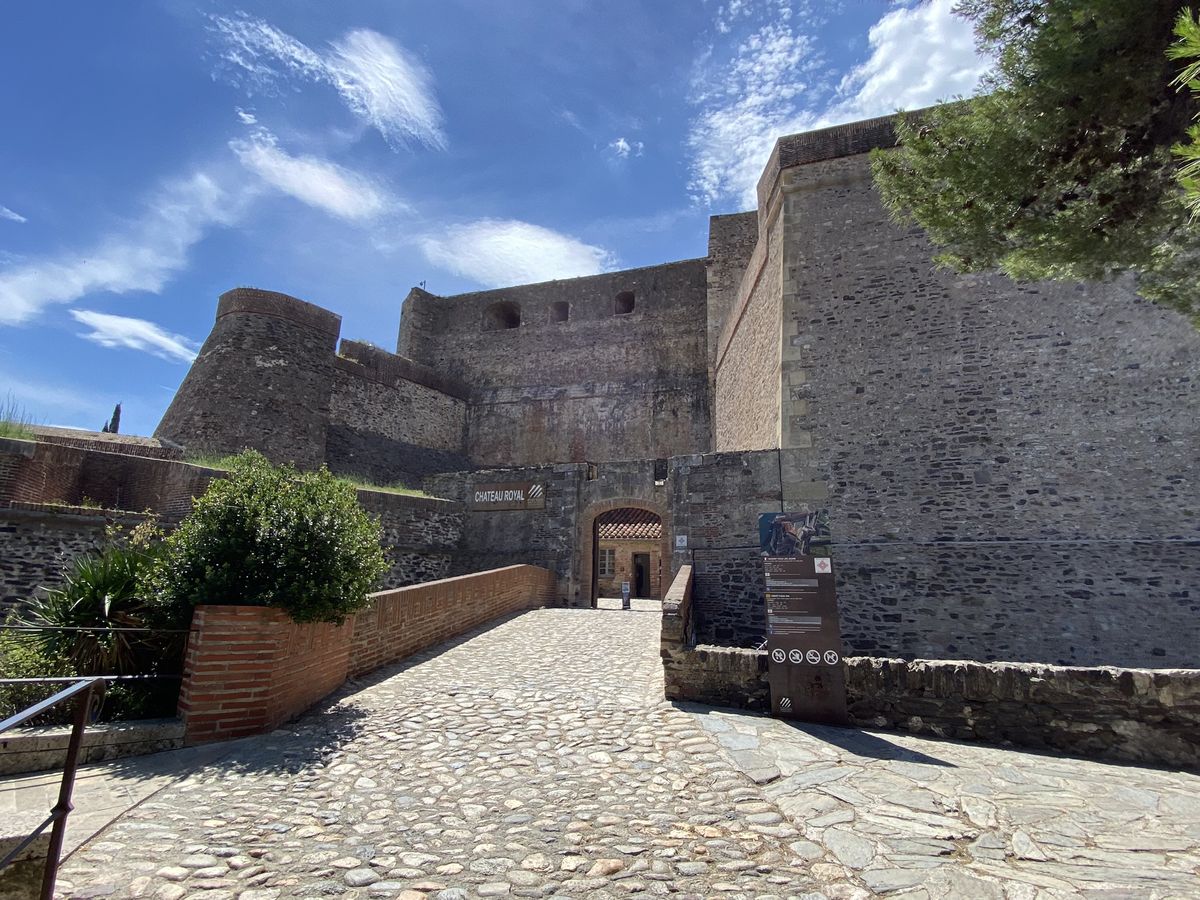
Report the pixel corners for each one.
[155,288,341,470]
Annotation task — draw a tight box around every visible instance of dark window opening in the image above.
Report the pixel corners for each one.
[551,301,569,323]
[483,300,521,331]
[654,458,668,483]
[614,291,635,315]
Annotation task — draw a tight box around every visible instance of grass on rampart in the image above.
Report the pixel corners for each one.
[184,453,429,498]
[0,393,37,440]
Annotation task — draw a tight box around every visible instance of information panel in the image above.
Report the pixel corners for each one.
[763,554,848,724]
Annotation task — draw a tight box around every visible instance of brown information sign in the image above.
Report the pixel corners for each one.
[469,482,546,511]
[763,555,848,724]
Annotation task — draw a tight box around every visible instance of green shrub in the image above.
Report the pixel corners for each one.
[15,542,186,677]
[153,450,387,624]
[0,630,76,724]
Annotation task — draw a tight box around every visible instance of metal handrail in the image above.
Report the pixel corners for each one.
[0,677,106,900]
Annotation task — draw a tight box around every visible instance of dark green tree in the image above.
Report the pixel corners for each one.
[871,0,1200,324]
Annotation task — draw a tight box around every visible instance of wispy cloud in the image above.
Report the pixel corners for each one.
[235,107,258,125]
[687,15,824,208]
[210,13,445,150]
[420,219,617,288]
[821,0,990,127]
[687,0,989,209]
[230,128,398,221]
[0,205,26,224]
[608,137,644,159]
[70,309,198,363]
[0,171,246,326]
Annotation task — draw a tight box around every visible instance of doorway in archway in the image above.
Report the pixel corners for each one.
[593,507,663,610]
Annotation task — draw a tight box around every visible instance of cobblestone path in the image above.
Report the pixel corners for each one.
[59,609,845,900]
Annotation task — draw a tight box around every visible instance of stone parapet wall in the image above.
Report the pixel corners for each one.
[177,565,557,744]
[845,657,1200,770]
[659,637,1200,769]
[662,565,773,710]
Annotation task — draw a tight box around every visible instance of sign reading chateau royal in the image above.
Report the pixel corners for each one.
[469,482,546,511]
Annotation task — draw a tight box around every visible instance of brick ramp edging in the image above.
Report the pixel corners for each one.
[178,564,558,745]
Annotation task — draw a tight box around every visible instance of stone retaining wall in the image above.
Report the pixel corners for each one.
[845,657,1200,770]
[178,565,556,744]
[661,596,1200,769]
[0,438,466,610]
[0,718,184,776]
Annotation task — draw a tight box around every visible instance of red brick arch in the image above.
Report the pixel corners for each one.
[579,497,672,608]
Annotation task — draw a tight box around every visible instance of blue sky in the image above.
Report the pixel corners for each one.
[0,0,988,436]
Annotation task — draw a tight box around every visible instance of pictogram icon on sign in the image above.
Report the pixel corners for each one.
[806,649,821,664]
[789,649,803,664]
[779,697,793,711]
[814,557,832,575]
[823,650,840,665]
[771,648,786,664]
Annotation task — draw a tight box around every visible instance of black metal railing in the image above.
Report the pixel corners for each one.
[0,676,106,900]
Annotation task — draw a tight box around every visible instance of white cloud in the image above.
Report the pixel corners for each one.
[230,129,397,221]
[687,0,990,209]
[0,172,244,326]
[235,107,258,125]
[0,205,26,223]
[687,19,821,208]
[210,13,445,150]
[70,309,198,363]
[419,219,617,287]
[823,0,990,126]
[609,137,644,159]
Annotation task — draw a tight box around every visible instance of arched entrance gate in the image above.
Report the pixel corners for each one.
[579,498,673,609]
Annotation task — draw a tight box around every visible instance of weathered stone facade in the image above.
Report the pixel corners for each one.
[144,109,1199,671]
[0,504,143,614]
[399,260,712,466]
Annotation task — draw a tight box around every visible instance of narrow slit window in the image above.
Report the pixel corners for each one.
[614,291,635,315]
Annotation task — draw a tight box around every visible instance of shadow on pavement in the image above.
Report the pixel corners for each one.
[781,720,957,767]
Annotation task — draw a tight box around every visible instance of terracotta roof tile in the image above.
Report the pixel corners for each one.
[596,508,662,541]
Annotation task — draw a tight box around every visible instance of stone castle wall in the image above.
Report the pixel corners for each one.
[327,339,471,486]
[399,260,712,466]
[155,289,471,488]
[712,214,782,452]
[156,289,341,470]
[705,211,759,378]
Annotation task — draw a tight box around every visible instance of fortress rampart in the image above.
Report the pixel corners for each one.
[399,259,712,465]
[145,109,1200,669]
[156,288,341,470]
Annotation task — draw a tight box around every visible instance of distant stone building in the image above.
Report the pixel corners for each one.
[595,508,663,600]
[153,109,1200,668]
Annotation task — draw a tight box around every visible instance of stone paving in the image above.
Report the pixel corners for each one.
[57,609,841,900]
[50,608,1200,900]
[693,708,1200,898]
